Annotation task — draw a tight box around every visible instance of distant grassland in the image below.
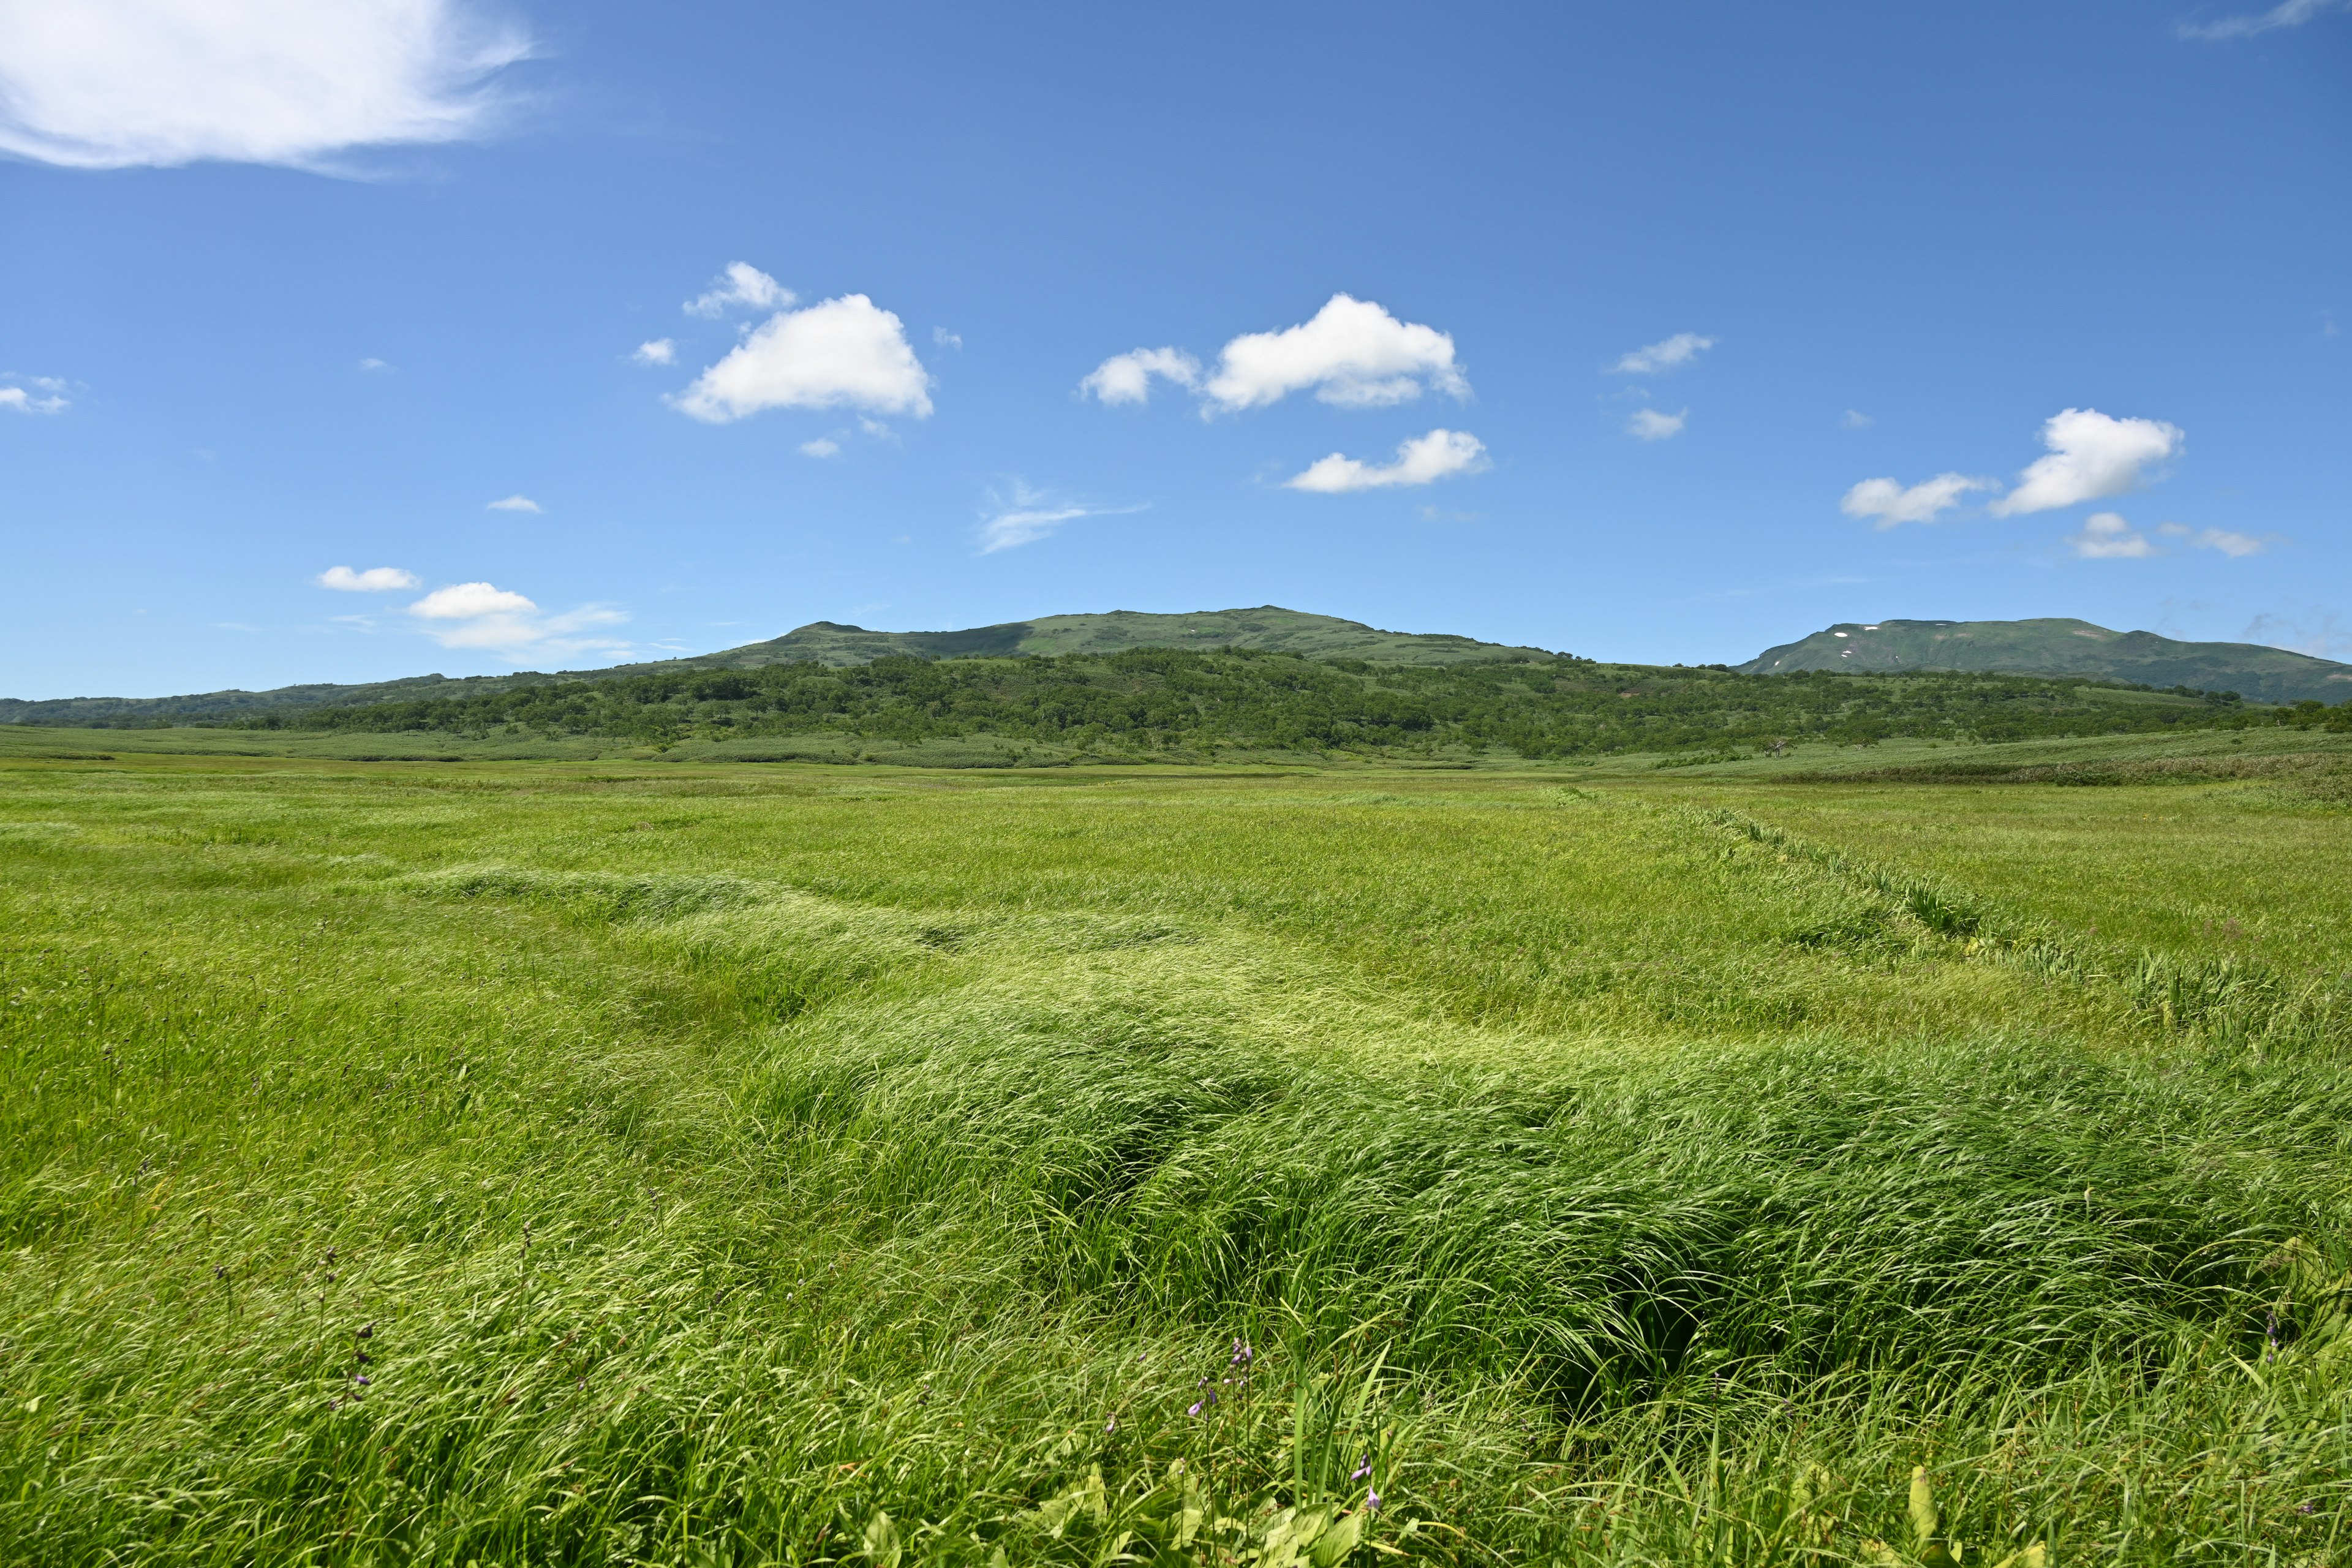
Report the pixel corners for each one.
[78,648,2340,767]
[2,736,2350,1564]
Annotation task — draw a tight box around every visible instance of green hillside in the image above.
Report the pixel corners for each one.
[0,607,1558,727]
[1743,616,2352,703]
[197,649,2290,761]
[701,606,1562,666]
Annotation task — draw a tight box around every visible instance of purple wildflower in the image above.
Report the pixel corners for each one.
[1187,1400,1203,1417]
[353,1374,370,1387]
[1351,1457,1371,1482]
[1365,1489,1381,1512]
[1105,1417,1117,1434]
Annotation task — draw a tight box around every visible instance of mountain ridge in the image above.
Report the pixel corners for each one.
[1740,617,2351,705]
[0,607,1564,726]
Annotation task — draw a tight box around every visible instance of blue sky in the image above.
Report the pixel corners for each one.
[2,0,2346,698]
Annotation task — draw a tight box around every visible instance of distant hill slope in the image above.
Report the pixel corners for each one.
[1741,617,2352,704]
[684,606,1562,668]
[0,607,1560,726]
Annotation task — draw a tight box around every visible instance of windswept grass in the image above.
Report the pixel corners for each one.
[1,753,2347,1564]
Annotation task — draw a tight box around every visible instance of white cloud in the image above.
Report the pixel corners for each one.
[358,357,392,373]
[2179,0,2347,39]
[1839,472,1994,527]
[1627,407,1687,440]
[2069,512,2157,559]
[981,503,1091,553]
[799,437,842,458]
[410,581,535,619]
[1079,347,1201,405]
[1284,428,1488,493]
[2195,528,2266,557]
[2160,521,2267,556]
[976,481,1142,554]
[672,294,932,424]
[404,580,628,657]
[1842,409,1874,429]
[684,262,794,318]
[486,494,541,513]
[932,327,962,350]
[0,375,68,414]
[1609,332,1715,375]
[1991,407,2184,516]
[632,339,676,366]
[0,0,530,172]
[317,565,421,592]
[1203,295,1468,412]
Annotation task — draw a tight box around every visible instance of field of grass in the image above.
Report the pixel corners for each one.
[3,738,2348,1564]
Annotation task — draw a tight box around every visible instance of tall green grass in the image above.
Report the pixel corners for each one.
[1,758,2346,1563]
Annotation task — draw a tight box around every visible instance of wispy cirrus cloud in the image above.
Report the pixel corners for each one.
[1284,429,1488,493]
[977,481,1144,553]
[487,494,542,513]
[0,0,531,172]
[2157,521,2268,556]
[2178,0,2348,39]
[1608,332,1714,375]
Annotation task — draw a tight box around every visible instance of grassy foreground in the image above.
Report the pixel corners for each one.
[2,748,2349,1564]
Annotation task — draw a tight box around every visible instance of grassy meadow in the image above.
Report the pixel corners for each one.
[3,737,2350,1564]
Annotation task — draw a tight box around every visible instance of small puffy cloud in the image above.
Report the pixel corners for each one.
[1079,347,1200,405]
[632,339,676,366]
[0,0,530,172]
[1284,428,1488,493]
[2179,0,2347,39]
[2070,512,2157,559]
[1991,407,2183,516]
[317,565,421,592]
[487,494,541,513]
[976,481,1142,554]
[932,327,962,350]
[405,581,628,657]
[799,437,842,458]
[1204,295,1468,412]
[673,294,932,423]
[685,262,794,318]
[410,581,535,620]
[1842,409,1873,429]
[1627,407,1687,440]
[1840,473,1994,527]
[2195,527,2266,557]
[0,375,68,414]
[1609,332,1715,375]
[358,358,393,373]
[2159,521,2267,556]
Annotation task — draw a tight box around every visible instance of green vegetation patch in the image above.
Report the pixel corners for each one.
[2,752,2348,1562]
[205,649,2270,762]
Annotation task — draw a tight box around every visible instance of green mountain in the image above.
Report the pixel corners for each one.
[677,606,1562,668]
[1741,617,2352,704]
[0,608,1560,726]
